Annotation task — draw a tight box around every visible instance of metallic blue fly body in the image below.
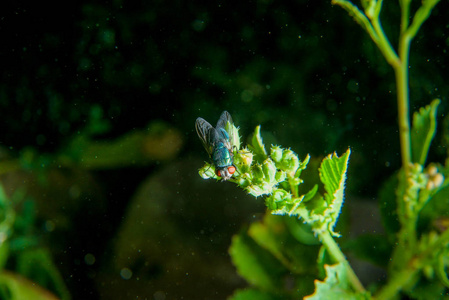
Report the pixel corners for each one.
[195,111,236,180]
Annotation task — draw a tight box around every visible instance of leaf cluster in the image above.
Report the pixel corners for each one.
[198,122,360,298]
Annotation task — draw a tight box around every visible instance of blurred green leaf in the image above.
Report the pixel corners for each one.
[86,104,111,136]
[0,186,15,244]
[435,247,449,288]
[405,277,445,300]
[411,99,440,165]
[62,122,183,169]
[229,229,287,292]
[229,288,284,300]
[17,248,70,300]
[0,271,59,300]
[248,214,319,275]
[284,216,319,246]
[0,242,9,271]
[419,177,449,230]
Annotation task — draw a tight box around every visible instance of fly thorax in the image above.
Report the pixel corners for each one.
[213,142,233,168]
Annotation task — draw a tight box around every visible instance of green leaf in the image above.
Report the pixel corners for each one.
[411,99,440,165]
[16,248,70,300]
[0,241,9,270]
[229,288,284,300]
[0,271,60,300]
[319,149,351,235]
[284,216,319,246]
[303,185,319,202]
[405,277,445,300]
[304,263,369,300]
[0,185,15,245]
[248,126,268,162]
[229,230,287,292]
[436,248,449,288]
[249,214,319,274]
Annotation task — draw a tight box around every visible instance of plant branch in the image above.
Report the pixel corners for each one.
[376,228,449,299]
[394,36,412,175]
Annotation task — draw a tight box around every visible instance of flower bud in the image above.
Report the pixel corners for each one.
[275,170,286,183]
[265,194,277,210]
[271,188,292,203]
[246,184,265,197]
[235,173,252,188]
[270,146,284,163]
[252,164,264,181]
[198,163,216,179]
[234,148,253,167]
[280,149,300,175]
[265,189,293,211]
[262,158,277,183]
[425,164,444,190]
[433,173,444,187]
[427,164,438,176]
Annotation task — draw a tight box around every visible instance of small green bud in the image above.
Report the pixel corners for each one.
[246,184,265,197]
[234,148,253,168]
[225,122,241,150]
[275,170,286,183]
[265,195,277,210]
[362,0,376,19]
[280,149,300,175]
[270,145,284,163]
[290,176,302,186]
[265,189,292,210]
[262,158,277,183]
[261,182,275,194]
[410,163,423,174]
[198,163,217,180]
[252,164,264,181]
[234,173,252,188]
[272,188,292,203]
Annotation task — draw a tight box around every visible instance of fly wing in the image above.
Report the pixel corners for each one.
[195,117,215,156]
[216,111,233,130]
[216,111,233,149]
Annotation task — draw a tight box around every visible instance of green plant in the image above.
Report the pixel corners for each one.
[0,186,70,300]
[198,0,448,298]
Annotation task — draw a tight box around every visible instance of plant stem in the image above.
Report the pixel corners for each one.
[318,230,365,293]
[395,20,413,178]
[376,228,449,299]
[288,175,299,198]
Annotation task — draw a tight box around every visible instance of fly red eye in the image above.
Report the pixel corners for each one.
[216,169,222,177]
[228,166,236,174]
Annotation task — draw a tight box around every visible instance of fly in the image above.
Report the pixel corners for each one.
[195,111,236,181]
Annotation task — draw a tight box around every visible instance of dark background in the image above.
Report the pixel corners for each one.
[0,0,447,299]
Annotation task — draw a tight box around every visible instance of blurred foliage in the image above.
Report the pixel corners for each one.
[229,214,320,299]
[0,0,447,299]
[0,0,447,194]
[0,186,68,299]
